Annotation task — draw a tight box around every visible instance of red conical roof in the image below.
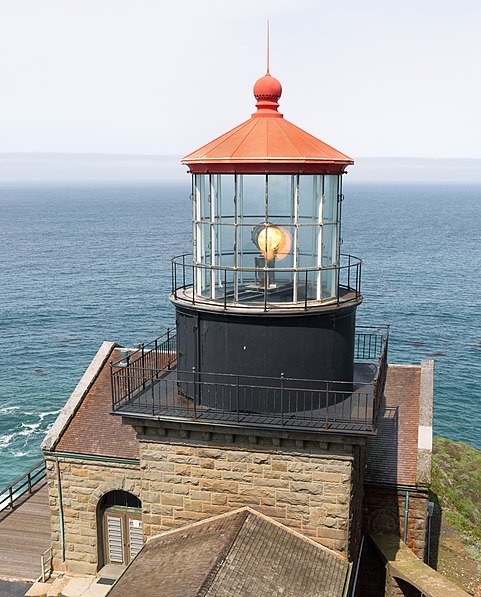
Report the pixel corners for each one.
[182,72,353,175]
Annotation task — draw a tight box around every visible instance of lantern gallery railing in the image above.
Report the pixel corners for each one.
[171,253,362,311]
[111,327,388,435]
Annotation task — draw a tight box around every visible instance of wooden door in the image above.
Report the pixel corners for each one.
[103,507,142,566]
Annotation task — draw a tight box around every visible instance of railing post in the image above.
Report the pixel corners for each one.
[167,329,171,370]
[304,271,308,310]
[9,486,13,509]
[126,354,131,401]
[192,367,197,416]
[110,361,115,410]
[348,254,351,289]
[280,373,284,425]
[325,381,330,427]
[236,375,240,423]
[28,472,32,494]
[174,260,177,299]
[182,254,186,290]
[140,344,145,391]
[224,269,227,310]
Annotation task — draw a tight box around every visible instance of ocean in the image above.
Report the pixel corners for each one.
[0,181,480,489]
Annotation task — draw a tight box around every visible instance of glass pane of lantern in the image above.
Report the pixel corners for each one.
[297,224,318,267]
[236,224,259,290]
[196,175,210,222]
[267,175,294,222]
[323,176,339,223]
[212,224,235,267]
[321,269,336,300]
[239,175,266,223]
[214,175,235,223]
[322,223,338,266]
[299,175,322,222]
[196,222,211,265]
[217,268,235,303]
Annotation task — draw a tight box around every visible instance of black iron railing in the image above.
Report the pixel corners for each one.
[0,460,46,511]
[171,253,362,312]
[111,327,389,435]
[110,329,176,409]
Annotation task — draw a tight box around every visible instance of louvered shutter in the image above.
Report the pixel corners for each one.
[128,518,143,561]
[107,515,124,564]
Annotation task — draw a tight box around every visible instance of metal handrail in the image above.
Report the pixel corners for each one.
[40,546,53,582]
[171,253,362,311]
[0,460,46,511]
[110,328,389,434]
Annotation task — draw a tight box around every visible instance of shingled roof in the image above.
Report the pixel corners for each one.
[42,343,139,460]
[108,507,351,597]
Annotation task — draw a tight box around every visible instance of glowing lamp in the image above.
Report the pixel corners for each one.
[252,225,291,262]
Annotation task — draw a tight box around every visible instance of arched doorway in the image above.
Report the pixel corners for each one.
[97,490,142,569]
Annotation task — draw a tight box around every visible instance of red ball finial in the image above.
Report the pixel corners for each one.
[253,72,282,114]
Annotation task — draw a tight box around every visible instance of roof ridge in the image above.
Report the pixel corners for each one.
[279,117,352,161]
[182,118,255,162]
[196,510,248,597]
[42,341,118,451]
[230,119,262,160]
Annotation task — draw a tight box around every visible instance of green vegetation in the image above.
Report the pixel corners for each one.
[431,436,481,541]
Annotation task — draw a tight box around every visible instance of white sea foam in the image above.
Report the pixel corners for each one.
[0,405,21,415]
[38,409,61,421]
[0,433,15,448]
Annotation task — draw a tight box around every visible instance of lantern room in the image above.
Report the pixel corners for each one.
[174,72,361,312]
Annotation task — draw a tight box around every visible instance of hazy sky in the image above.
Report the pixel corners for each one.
[1,0,480,159]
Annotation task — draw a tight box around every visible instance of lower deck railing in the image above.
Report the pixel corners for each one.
[0,460,46,511]
[111,327,389,435]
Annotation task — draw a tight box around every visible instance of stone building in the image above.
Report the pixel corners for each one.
[42,68,438,596]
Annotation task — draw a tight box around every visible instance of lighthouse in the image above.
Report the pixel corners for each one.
[107,66,389,561]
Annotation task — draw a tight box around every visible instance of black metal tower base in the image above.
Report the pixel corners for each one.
[174,301,361,412]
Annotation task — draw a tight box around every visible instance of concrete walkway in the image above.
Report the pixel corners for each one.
[26,574,113,597]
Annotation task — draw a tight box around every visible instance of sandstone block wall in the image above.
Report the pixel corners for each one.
[45,456,141,575]
[138,427,363,556]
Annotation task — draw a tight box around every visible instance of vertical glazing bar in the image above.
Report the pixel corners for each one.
[233,174,238,302]
[209,175,215,300]
[293,175,299,302]
[317,175,324,301]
